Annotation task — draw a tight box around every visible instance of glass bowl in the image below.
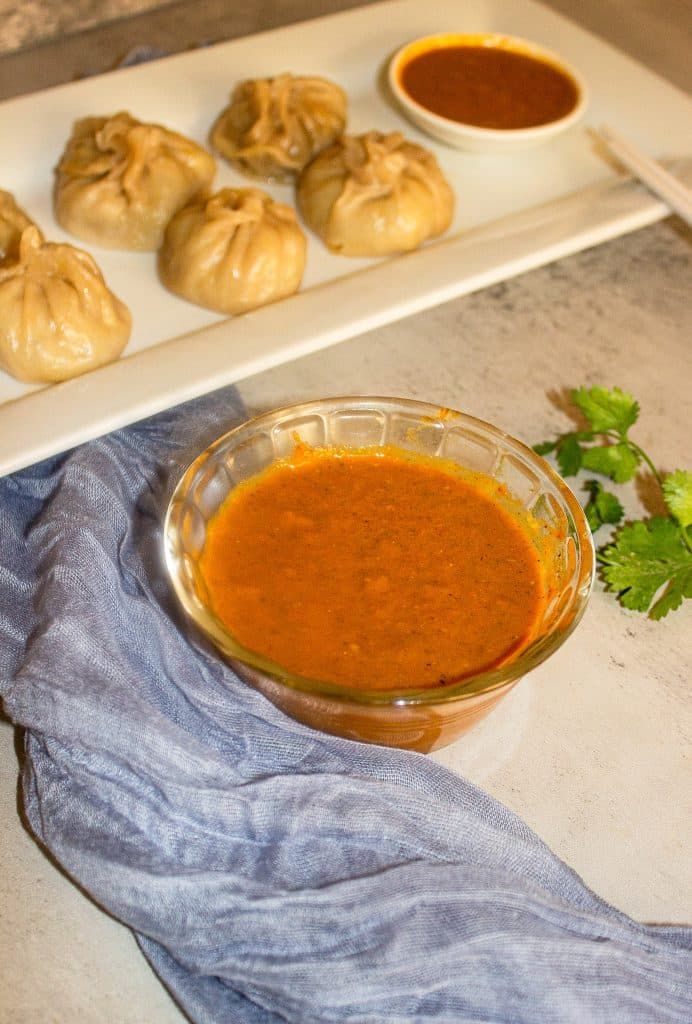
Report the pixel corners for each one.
[388,32,589,153]
[164,396,594,752]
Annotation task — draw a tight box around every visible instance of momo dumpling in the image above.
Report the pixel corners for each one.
[297,131,454,257]
[159,187,306,314]
[54,111,216,250]
[0,226,131,383]
[210,74,347,181]
[0,190,41,263]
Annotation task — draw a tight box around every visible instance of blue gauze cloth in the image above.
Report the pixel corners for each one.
[1,385,690,1024]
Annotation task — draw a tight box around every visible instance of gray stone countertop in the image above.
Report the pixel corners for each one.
[0,2,690,1023]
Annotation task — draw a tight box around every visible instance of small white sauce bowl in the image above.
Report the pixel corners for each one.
[388,31,589,154]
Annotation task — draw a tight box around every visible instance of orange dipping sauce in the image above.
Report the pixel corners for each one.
[200,447,549,691]
[399,45,579,130]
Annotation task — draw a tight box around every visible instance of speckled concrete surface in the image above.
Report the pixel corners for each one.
[0,0,177,52]
[0,2,690,1022]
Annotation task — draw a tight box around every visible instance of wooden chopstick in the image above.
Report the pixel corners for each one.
[596,124,692,227]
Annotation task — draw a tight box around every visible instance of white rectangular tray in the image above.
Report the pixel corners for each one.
[1,0,691,475]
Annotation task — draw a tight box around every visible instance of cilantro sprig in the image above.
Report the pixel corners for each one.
[535,386,692,619]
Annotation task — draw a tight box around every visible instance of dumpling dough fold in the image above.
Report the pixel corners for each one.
[297,131,454,257]
[0,226,131,383]
[211,74,347,181]
[54,112,216,251]
[0,190,42,263]
[159,187,306,314]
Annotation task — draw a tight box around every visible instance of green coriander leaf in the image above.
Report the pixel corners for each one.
[584,480,624,532]
[662,469,692,528]
[599,517,692,617]
[533,441,556,456]
[535,385,689,618]
[572,386,639,435]
[585,505,600,532]
[556,434,583,476]
[648,571,692,620]
[581,442,640,483]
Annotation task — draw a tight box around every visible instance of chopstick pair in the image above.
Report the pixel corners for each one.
[595,124,692,227]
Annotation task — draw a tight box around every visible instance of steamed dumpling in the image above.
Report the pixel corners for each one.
[297,131,454,257]
[0,190,41,263]
[210,74,347,182]
[0,226,131,383]
[159,187,306,314]
[54,111,216,250]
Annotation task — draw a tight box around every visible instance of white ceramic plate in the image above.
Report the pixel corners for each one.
[1,0,691,476]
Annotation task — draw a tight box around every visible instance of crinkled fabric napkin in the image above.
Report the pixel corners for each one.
[1,386,690,1024]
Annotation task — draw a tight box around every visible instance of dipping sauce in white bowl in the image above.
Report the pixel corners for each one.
[389,32,588,153]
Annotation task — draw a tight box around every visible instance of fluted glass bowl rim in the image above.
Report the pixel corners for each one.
[164,395,595,708]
